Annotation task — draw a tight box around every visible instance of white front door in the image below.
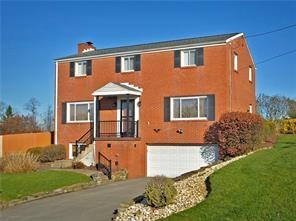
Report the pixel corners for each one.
[147,145,218,178]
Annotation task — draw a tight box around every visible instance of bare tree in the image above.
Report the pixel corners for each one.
[287,98,296,118]
[24,97,40,122]
[42,105,53,131]
[0,114,41,135]
[0,101,7,120]
[256,94,289,120]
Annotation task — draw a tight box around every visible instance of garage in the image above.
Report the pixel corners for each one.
[147,144,218,178]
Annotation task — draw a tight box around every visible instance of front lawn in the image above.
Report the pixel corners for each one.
[162,135,296,221]
[0,170,91,201]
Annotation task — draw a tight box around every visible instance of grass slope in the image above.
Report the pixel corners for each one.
[0,170,91,201]
[162,135,296,221]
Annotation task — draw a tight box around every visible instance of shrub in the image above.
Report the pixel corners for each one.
[72,161,86,169]
[27,144,66,162]
[0,152,39,173]
[263,120,277,142]
[280,119,296,134]
[144,176,177,208]
[204,112,264,160]
[39,144,66,162]
[27,147,43,160]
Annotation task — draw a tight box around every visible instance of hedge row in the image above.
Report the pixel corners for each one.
[279,119,296,134]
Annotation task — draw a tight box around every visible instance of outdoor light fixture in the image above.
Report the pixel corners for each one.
[177,129,183,134]
[154,128,161,133]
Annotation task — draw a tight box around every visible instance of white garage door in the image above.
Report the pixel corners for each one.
[147,145,218,178]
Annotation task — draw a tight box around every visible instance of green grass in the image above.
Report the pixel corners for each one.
[162,135,296,221]
[0,170,91,201]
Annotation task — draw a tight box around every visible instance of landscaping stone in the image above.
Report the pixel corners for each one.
[90,172,110,184]
[50,160,73,169]
[113,147,272,221]
[112,169,128,182]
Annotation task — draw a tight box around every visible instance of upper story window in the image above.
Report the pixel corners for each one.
[171,96,208,120]
[181,49,196,67]
[70,60,92,77]
[249,66,253,82]
[249,104,253,113]
[75,61,87,76]
[121,56,134,72]
[116,55,140,73]
[174,48,204,68]
[67,101,94,123]
[234,53,238,72]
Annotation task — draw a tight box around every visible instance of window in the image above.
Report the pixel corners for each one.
[171,96,208,120]
[75,61,87,76]
[121,56,134,72]
[249,66,252,82]
[67,102,94,123]
[234,53,238,71]
[181,50,196,67]
[249,104,253,113]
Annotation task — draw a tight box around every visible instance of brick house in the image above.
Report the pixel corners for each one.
[54,33,255,178]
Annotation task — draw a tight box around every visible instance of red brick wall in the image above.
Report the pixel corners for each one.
[56,37,255,177]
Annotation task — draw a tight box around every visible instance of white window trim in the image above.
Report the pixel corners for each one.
[66,101,94,123]
[181,49,196,67]
[234,53,238,72]
[249,104,253,113]
[170,96,208,121]
[121,56,134,72]
[75,61,87,77]
[249,66,252,82]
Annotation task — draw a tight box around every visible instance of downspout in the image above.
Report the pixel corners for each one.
[228,43,233,112]
[54,62,58,144]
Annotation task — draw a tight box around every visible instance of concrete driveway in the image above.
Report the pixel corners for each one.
[1,178,149,221]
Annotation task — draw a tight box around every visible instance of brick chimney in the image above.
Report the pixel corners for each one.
[78,42,96,54]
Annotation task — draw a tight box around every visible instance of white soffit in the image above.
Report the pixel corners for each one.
[92,82,143,96]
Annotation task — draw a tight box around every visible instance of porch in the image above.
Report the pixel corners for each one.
[92,82,143,139]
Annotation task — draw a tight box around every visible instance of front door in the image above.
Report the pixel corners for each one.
[120,99,135,137]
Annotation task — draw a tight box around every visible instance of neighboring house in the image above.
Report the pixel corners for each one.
[54,33,255,178]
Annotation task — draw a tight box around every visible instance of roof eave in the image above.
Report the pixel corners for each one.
[55,40,228,62]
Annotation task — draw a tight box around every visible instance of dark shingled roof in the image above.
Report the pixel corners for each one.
[56,33,240,60]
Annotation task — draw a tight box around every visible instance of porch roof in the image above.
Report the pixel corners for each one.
[92,82,143,96]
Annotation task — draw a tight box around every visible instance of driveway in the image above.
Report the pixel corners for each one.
[1,178,149,221]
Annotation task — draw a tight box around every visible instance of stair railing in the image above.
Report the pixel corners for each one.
[97,152,112,179]
[75,125,94,157]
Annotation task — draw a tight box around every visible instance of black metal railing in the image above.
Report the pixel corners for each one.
[96,152,112,179]
[96,120,139,138]
[74,125,94,157]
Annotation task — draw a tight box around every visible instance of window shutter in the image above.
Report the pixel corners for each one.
[61,102,67,124]
[134,55,141,71]
[207,95,215,121]
[174,50,181,68]
[196,48,204,66]
[115,57,121,73]
[164,97,171,122]
[70,62,75,77]
[86,60,92,75]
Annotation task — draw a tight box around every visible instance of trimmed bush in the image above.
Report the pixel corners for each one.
[0,152,39,173]
[144,176,177,208]
[27,147,43,160]
[27,144,66,162]
[204,112,263,160]
[280,119,296,134]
